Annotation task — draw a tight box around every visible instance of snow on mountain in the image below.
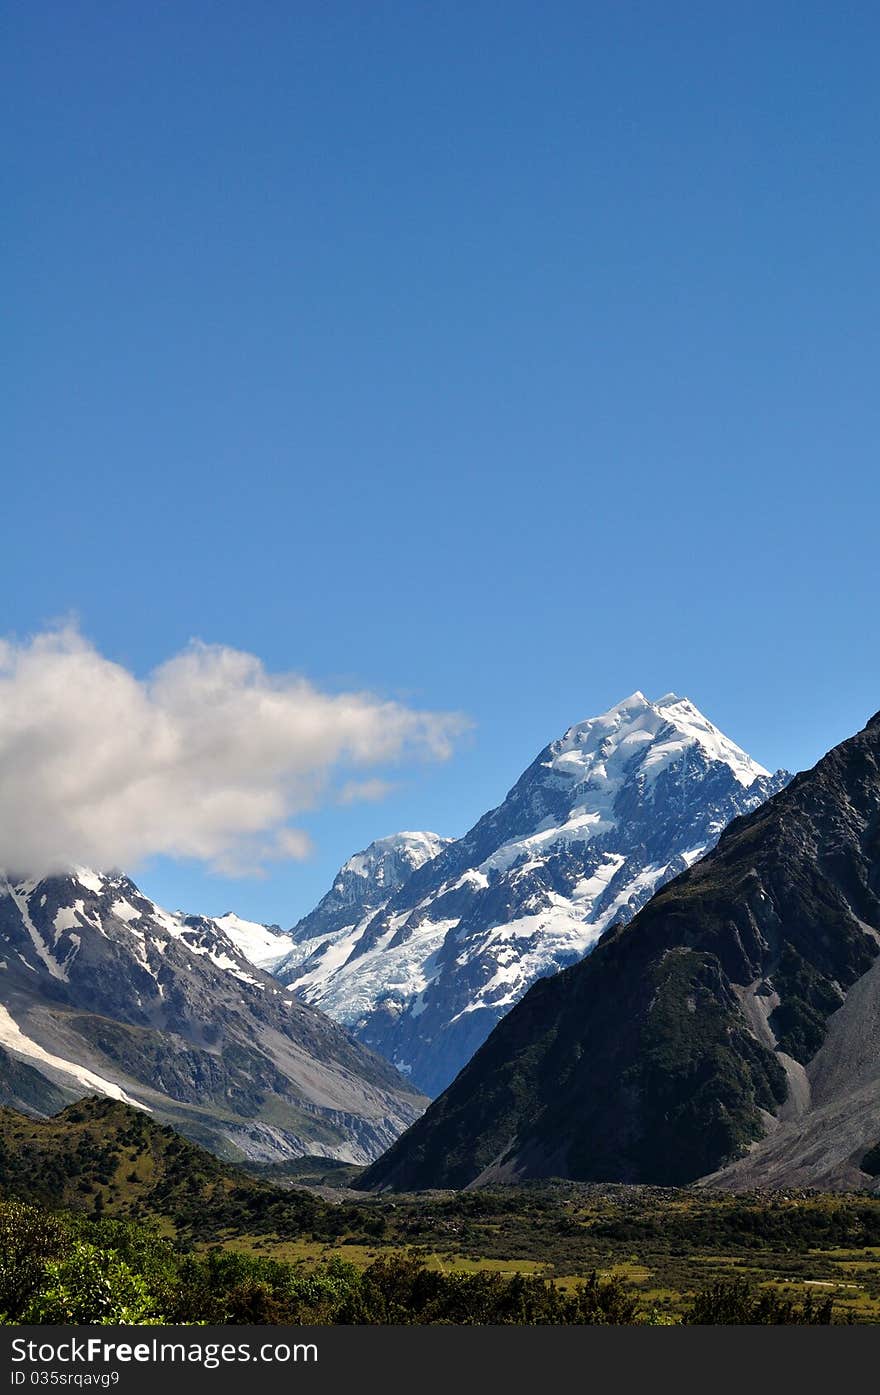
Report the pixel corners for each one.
[275,831,452,992]
[210,913,294,971]
[275,693,790,1096]
[0,1001,145,1109]
[0,867,425,1162]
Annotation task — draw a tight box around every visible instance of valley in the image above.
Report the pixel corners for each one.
[0,1097,878,1323]
[3,696,880,1325]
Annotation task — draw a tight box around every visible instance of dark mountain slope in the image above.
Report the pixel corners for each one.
[361,710,880,1190]
[0,1047,72,1117]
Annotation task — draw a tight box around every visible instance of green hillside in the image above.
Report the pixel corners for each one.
[0,1095,327,1240]
[0,1097,877,1324]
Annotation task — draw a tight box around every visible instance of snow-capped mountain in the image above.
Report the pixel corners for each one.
[276,693,790,1096]
[275,832,452,996]
[0,868,425,1163]
[362,705,880,1194]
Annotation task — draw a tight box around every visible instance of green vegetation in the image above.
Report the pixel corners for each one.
[0,1198,646,1325]
[768,943,845,1061]
[622,948,788,1182]
[685,1279,833,1325]
[0,1197,845,1326]
[0,1098,877,1324]
[241,1155,363,1190]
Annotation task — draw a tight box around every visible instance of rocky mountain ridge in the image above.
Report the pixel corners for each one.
[0,867,425,1164]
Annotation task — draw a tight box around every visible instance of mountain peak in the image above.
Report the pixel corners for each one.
[275,830,452,988]
[278,695,788,1096]
[615,690,650,709]
[553,693,768,792]
[341,830,450,878]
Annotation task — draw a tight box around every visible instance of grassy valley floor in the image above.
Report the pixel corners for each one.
[2,1099,880,1323]
[203,1180,880,1323]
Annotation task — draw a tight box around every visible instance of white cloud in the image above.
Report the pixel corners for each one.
[337,778,397,806]
[0,626,468,878]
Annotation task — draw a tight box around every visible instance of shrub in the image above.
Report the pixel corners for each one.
[22,1241,161,1325]
[685,1278,833,1325]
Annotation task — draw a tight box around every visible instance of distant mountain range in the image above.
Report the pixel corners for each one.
[0,868,425,1164]
[0,689,795,1175]
[361,706,880,1193]
[276,693,788,1095]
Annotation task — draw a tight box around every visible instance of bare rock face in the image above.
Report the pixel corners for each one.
[0,868,426,1164]
[361,709,880,1193]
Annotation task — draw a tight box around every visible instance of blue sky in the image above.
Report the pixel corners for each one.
[5,2,880,923]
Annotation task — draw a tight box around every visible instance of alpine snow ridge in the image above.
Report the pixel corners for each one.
[276,693,789,1096]
[0,868,426,1164]
[274,831,452,1007]
[209,913,294,972]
